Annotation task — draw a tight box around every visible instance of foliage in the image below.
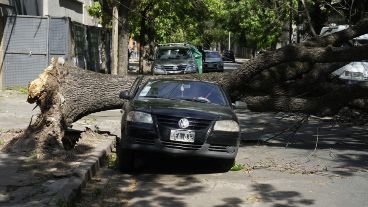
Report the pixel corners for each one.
[128,0,210,45]
[107,153,117,169]
[6,86,28,94]
[223,0,292,49]
[87,0,367,52]
[87,1,102,19]
[230,162,245,171]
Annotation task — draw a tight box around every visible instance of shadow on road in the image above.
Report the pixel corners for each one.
[132,152,231,175]
[251,183,314,207]
[237,110,368,177]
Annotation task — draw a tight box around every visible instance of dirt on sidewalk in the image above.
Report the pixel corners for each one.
[0,90,117,206]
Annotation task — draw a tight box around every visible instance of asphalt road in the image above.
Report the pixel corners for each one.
[75,110,368,207]
[2,83,367,207]
[223,59,247,72]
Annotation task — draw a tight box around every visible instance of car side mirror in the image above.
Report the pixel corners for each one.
[119,91,132,100]
[232,101,247,109]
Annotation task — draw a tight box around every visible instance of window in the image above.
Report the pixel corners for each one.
[138,80,228,106]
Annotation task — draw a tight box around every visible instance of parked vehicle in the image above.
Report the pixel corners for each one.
[222,50,235,62]
[203,50,224,72]
[320,25,368,82]
[151,43,198,75]
[118,77,241,172]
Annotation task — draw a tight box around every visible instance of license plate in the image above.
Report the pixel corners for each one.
[170,130,195,143]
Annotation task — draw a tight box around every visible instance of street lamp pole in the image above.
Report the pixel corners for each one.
[228,32,231,50]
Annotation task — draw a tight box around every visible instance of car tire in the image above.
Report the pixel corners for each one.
[218,158,235,172]
[117,144,135,173]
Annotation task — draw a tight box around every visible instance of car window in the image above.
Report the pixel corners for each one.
[129,76,144,97]
[156,48,191,60]
[137,80,228,106]
[205,52,221,58]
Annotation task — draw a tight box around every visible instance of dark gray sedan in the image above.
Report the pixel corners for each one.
[203,50,224,72]
[117,78,240,172]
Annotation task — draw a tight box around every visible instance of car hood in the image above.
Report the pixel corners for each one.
[154,59,190,65]
[205,58,222,63]
[132,98,236,121]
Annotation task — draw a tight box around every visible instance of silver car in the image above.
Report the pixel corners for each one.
[203,50,224,72]
[152,43,198,75]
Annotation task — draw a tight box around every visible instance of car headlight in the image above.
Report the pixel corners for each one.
[185,64,196,72]
[126,111,153,124]
[214,120,240,132]
[153,65,164,71]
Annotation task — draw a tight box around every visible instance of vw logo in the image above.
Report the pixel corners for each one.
[178,118,190,129]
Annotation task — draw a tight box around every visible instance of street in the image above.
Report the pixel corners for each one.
[128,59,246,74]
[223,59,248,72]
[1,1,368,206]
[74,108,368,207]
[1,90,368,207]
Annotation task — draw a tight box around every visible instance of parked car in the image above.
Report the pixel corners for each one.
[151,43,198,75]
[117,77,241,172]
[203,50,224,72]
[320,24,368,82]
[222,50,235,62]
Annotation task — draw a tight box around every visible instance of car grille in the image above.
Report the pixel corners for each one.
[163,65,186,71]
[161,140,202,151]
[204,63,218,68]
[178,65,187,70]
[134,137,155,145]
[163,66,174,70]
[208,145,228,152]
[156,115,212,130]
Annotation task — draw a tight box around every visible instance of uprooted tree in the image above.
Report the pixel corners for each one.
[5,19,368,154]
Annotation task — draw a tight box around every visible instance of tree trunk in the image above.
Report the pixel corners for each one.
[117,3,129,76]
[111,6,119,75]
[12,19,368,152]
[9,61,136,153]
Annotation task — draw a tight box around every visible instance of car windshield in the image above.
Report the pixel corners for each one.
[205,52,221,58]
[137,80,228,106]
[156,48,191,60]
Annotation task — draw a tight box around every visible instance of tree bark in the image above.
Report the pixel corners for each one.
[13,19,368,151]
[111,6,119,75]
[244,83,368,115]
[117,2,130,76]
[16,61,136,152]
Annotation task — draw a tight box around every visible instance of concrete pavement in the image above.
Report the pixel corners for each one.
[0,91,117,206]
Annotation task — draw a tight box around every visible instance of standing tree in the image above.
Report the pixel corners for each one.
[87,0,135,76]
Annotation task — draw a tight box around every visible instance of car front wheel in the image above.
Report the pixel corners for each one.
[117,144,135,173]
[218,158,235,172]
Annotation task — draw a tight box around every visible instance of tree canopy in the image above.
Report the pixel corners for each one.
[87,0,367,51]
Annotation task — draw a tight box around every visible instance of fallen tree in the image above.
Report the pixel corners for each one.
[5,19,368,152]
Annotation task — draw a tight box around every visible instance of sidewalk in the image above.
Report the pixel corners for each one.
[0,91,118,206]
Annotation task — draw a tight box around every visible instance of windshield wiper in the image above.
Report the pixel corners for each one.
[182,98,209,103]
[142,95,159,98]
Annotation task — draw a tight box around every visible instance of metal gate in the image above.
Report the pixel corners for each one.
[1,15,69,87]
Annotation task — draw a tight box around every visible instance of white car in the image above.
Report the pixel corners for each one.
[320,25,368,82]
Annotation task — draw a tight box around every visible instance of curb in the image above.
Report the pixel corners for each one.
[50,139,115,206]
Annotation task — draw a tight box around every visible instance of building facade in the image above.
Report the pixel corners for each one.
[0,0,97,25]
